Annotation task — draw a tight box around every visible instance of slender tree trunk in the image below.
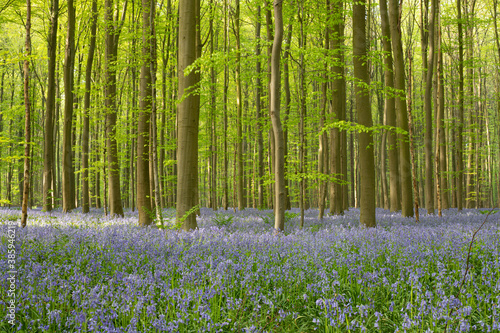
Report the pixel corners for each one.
[379,0,401,211]
[255,5,265,210]
[283,24,292,210]
[62,0,76,213]
[149,1,162,219]
[319,9,329,219]
[407,49,420,221]
[209,0,217,210]
[138,0,153,226]
[437,15,448,210]
[493,0,500,208]
[329,0,344,216]
[424,0,436,214]
[104,0,126,217]
[389,0,413,217]
[177,0,200,230]
[270,0,285,231]
[298,2,306,227]
[353,0,376,227]
[456,0,464,210]
[43,0,58,212]
[234,0,245,210]
[82,0,97,214]
[21,0,31,228]
[223,0,229,210]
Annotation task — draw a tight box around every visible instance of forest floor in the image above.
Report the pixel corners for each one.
[1,207,499,332]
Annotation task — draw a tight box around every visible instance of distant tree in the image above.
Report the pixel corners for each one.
[62,0,76,213]
[21,0,31,228]
[82,0,98,214]
[43,0,58,212]
[104,0,126,217]
[389,0,414,217]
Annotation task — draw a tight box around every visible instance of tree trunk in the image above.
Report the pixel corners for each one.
[354,0,376,227]
[255,5,265,209]
[456,0,464,210]
[43,0,58,212]
[389,0,413,217]
[177,0,200,230]
[104,0,125,217]
[21,0,31,228]
[234,0,245,210]
[493,0,500,208]
[82,0,97,214]
[424,0,436,214]
[270,0,285,232]
[62,0,76,213]
[329,0,345,216]
[298,2,306,227]
[319,8,329,219]
[138,0,153,226]
[283,25,292,210]
[379,0,401,211]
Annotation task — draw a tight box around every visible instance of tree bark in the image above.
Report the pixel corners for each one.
[21,0,31,228]
[456,0,464,210]
[270,0,285,232]
[138,0,153,226]
[235,0,245,210]
[82,0,97,214]
[353,0,376,227]
[379,0,401,211]
[43,0,58,212]
[62,0,76,213]
[424,0,436,214]
[255,5,265,209]
[329,0,345,216]
[177,0,200,230]
[389,0,414,217]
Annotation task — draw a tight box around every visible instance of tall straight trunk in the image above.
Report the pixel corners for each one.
[266,3,275,211]
[209,0,217,210]
[104,0,126,217]
[465,0,476,208]
[408,49,420,221]
[43,0,58,212]
[270,0,285,231]
[456,0,464,210]
[82,0,97,214]
[177,0,200,230]
[223,0,229,210]
[283,24,292,210]
[353,0,376,227]
[319,8,329,219]
[389,0,413,217]
[379,0,400,211]
[437,18,448,210]
[149,1,162,219]
[298,2,306,227]
[138,0,153,226]
[235,0,245,210]
[424,0,436,214]
[21,0,31,228]
[493,0,500,208]
[62,0,76,213]
[329,0,344,216]
[255,5,265,209]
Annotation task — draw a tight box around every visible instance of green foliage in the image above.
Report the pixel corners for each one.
[212,213,234,227]
[262,211,299,225]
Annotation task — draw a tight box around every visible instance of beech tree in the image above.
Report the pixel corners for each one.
[177,0,200,230]
[270,0,285,231]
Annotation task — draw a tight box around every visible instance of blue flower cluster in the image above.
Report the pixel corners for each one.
[1,207,499,332]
